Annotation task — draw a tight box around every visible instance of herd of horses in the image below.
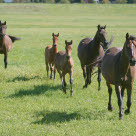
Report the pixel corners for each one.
[0,21,136,120]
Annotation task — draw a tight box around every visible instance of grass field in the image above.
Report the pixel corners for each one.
[0,3,136,136]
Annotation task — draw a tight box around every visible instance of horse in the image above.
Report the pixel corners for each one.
[0,21,20,69]
[45,33,59,79]
[54,40,74,96]
[101,33,136,119]
[77,25,113,90]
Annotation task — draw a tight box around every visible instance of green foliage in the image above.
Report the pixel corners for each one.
[80,0,86,3]
[45,0,55,3]
[59,0,70,3]
[0,0,3,3]
[116,0,127,3]
[0,4,136,136]
[102,0,110,3]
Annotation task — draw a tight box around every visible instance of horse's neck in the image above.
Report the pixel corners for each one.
[0,34,4,47]
[52,46,57,54]
[93,33,101,49]
[120,47,129,77]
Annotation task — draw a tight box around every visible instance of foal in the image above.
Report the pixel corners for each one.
[45,33,59,79]
[0,21,20,68]
[101,33,136,119]
[54,40,74,96]
[78,25,112,90]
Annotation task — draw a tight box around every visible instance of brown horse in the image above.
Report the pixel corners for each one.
[45,33,59,79]
[101,33,136,119]
[0,21,20,69]
[54,40,74,96]
[78,25,112,90]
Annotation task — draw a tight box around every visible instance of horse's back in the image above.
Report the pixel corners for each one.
[45,45,54,62]
[77,38,93,65]
[102,47,122,84]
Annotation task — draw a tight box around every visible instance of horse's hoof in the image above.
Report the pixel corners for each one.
[98,88,101,91]
[125,109,130,115]
[71,90,73,96]
[62,87,66,94]
[119,116,123,120]
[108,105,113,111]
[83,85,87,89]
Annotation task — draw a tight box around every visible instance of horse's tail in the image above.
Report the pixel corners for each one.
[86,57,103,67]
[9,35,21,43]
[103,35,114,51]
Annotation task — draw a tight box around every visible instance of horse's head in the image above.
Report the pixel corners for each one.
[125,33,136,66]
[52,33,59,47]
[96,24,109,48]
[65,40,73,60]
[0,21,7,34]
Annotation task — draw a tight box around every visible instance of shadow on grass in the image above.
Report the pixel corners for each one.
[32,109,111,125]
[33,111,81,124]
[8,84,62,98]
[8,75,41,82]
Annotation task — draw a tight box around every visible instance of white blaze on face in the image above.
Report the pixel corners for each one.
[131,43,134,57]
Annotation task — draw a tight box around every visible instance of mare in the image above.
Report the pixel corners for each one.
[0,21,20,68]
[78,25,112,90]
[45,33,59,79]
[54,40,74,96]
[101,33,136,119]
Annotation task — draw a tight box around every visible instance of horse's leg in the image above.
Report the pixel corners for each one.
[81,65,86,79]
[83,66,90,88]
[45,60,49,77]
[54,66,56,80]
[49,64,53,79]
[62,73,66,94]
[106,82,113,111]
[97,66,101,91]
[125,86,132,114]
[69,69,73,96]
[121,86,125,109]
[115,85,123,119]
[4,52,8,69]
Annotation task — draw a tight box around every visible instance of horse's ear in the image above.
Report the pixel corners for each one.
[71,40,73,44]
[52,33,54,36]
[126,33,129,40]
[65,40,67,44]
[97,24,101,31]
[104,25,106,29]
[57,33,59,37]
[4,21,6,25]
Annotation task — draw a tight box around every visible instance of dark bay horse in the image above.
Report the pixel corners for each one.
[0,21,20,68]
[78,25,112,90]
[54,40,74,96]
[101,33,136,119]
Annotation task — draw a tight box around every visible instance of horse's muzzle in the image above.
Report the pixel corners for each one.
[130,59,136,66]
[66,56,71,60]
[53,44,57,47]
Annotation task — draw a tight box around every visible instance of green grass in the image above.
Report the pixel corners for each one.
[0,3,136,136]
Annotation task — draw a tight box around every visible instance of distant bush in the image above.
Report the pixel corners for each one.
[133,0,136,2]
[89,0,95,3]
[80,0,86,3]
[59,0,71,3]
[116,0,127,3]
[0,0,3,2]
[45,0,55,3]
[102,0,110,3]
